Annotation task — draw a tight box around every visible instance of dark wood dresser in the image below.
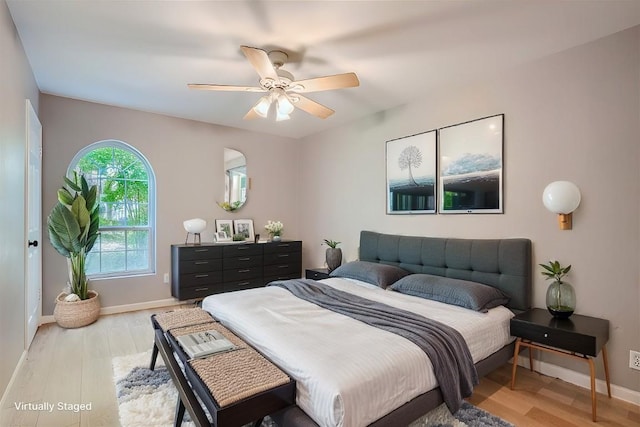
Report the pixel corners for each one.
[171,240,302,300]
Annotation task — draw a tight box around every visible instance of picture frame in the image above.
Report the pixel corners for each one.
[438,114,504,214]
[233,219,254,241]
[214,231,231,242]
[386,129,437,214]
[215,219,234,238]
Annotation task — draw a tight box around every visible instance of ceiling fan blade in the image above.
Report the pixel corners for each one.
[241,46,279,81]
[243,108,260,120]
[291,72,359,93]
[188,83,266,92]
[293,95,334,119]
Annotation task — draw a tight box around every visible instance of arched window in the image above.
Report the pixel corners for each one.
[68,140,156,278]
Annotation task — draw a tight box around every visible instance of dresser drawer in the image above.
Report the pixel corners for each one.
[264,251,301,265]
[264,241,302,254]
[179,271,223,288]
[264,262,300,278]
[223,244,262,257]
[178,284,224,300]
[224,278,264,292]
[179,258,222,274]
[223,266,262,282]
[177,245,223,261]
[264,272,301,284]
[223,255,263,270]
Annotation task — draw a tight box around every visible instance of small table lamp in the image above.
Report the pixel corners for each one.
[183,218,207,244]
[542,181,581,230]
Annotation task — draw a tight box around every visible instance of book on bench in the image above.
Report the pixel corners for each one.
[176,330,236,359]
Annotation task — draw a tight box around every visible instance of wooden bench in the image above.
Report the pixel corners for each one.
[150,308,296,427]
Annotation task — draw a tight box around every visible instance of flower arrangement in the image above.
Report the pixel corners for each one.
[264,220,284,237]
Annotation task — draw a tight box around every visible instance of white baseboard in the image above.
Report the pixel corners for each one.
[516,354,640,406]
[0,349,27,411]
[39,298,185,325]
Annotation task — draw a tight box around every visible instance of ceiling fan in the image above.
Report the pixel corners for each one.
[188,46,360,121]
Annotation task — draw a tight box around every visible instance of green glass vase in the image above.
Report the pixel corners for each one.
[546,280,575,319]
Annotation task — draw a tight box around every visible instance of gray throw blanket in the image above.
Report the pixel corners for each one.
[268,279,478,413]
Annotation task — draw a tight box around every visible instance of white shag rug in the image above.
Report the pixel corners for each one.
[112,351,512,427]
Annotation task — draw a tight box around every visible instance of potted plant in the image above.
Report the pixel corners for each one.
[539,260,576,319]
[48,172,101,328]
[323,239,342,273]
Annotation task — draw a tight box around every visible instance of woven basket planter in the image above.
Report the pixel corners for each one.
[54,290,100,328]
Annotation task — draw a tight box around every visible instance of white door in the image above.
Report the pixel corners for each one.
[26,99,42,348]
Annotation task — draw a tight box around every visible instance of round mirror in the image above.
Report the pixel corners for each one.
[222,148,247,211]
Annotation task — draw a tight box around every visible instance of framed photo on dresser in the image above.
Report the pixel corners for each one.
[233,219,255,241]
[215,219,234,238]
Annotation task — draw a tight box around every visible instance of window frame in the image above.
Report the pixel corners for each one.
[67,139,156,279]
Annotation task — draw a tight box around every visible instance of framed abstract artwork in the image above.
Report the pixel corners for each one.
[386,130,437,214]
[438,114,504,214]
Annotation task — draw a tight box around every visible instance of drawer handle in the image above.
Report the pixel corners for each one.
[277,254,290,258]
[237,281,251,286]
[238,269,251,273]
[195,287,209,292]
[236,246,248,250]
[195,274,209,278]
[194,261,209,265]
[278,265,289,269]
[194,249,209,252]
[277,244,290,247]
[238,257,251,261]
[544,333,549,338]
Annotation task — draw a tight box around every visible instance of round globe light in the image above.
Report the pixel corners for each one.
[183,218,207,234]
[542,181,581,214]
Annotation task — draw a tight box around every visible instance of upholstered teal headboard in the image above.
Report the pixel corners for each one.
[359,230,532,312]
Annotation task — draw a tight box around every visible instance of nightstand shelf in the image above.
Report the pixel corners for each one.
[510,308,611,422]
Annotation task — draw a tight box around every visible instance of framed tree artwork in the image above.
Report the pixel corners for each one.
[438,114,504,214]
[386,130,437,214]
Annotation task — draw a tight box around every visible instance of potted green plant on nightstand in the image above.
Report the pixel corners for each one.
[47,172,101,328]
[539,260,576,319]
[323,239,342,273]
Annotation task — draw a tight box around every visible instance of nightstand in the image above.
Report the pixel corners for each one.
[305,268,330,280]
[510,308,611,422]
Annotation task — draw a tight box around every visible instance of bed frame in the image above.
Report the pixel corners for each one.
[272,231,532,427]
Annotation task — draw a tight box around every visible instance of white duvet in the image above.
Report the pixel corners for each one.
[201,277,514,427]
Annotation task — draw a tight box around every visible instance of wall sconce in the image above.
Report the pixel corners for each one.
[542,181,581,230]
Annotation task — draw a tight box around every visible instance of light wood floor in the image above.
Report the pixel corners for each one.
[1,308,638,427]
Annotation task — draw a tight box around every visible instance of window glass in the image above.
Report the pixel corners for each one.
[69,140,155,278]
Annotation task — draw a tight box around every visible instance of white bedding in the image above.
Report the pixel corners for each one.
[201,277,514,427]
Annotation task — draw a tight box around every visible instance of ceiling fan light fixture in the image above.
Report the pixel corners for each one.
[276,110,290,122]
[276,93,295,115]
[252,95,271,118]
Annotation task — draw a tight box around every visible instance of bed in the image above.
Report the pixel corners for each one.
[201,231,532,427]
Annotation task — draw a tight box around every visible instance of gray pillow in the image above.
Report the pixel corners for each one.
[389,274,510,312]
[329,261,409,288]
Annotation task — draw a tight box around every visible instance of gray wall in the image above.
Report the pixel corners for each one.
[297,26,640,393]
[40,95,301,314]
[0,0,40,399]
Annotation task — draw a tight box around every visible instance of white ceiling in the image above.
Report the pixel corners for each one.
[7,1,640,139]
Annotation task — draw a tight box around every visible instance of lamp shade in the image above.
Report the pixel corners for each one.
[542,181,581,214]
[183,218,207,234]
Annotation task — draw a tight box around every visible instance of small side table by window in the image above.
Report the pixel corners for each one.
[305,268,330,280]
[510,308,611,422]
